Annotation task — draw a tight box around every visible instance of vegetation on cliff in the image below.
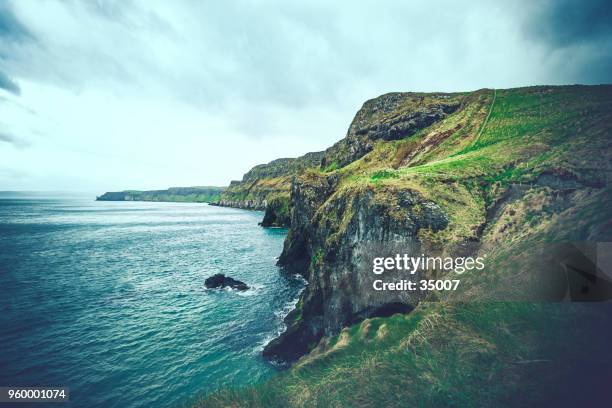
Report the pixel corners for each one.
[321,92,465,170]
[201,85,612,407]
[213,151,324,227]
[96,186,225,203]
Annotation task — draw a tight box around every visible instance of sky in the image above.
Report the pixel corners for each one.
[0,0,611,192]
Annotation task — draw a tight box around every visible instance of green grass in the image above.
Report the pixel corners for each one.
[195,85,612,407]
[97,188,225,203]
[322,161,339,172]
[370,169,399,182]
[199,302,610,407]
[217,176,293,207]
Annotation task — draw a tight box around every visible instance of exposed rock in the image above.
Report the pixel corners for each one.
[262,94,468,363]
[242,152,325,182]
[262,85,612,368]
[211,152,324,227]
[204,274,249,291]
[259,197,291,227]
[202,85,612,406]
[277,172,339,274]
[264,182,449,363]
[321,92,463,169]
[212,152,324,214]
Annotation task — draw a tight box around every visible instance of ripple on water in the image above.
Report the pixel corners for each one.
[0,199,304,408]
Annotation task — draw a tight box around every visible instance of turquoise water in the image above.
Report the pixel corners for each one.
[0,197,303,407]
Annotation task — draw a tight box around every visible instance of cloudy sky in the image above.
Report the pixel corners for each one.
[0,0,611,192]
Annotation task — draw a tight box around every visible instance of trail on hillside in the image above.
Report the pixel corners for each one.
[471,88,497,148]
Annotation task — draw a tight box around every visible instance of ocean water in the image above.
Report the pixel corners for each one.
[0,196,304,408]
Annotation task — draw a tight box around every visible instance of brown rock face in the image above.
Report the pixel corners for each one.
[264,179,449,363]
[265,92,463,364]
[321,92,462,169]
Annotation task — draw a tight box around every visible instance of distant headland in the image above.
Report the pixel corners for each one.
[96,186,225,203]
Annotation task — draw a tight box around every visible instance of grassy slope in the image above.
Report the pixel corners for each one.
[218,176,292,207]
[198,85,612,407]
[215,153,324,213]
[125,192,223,202]
[97,187,224,203]
[202,303,609,407]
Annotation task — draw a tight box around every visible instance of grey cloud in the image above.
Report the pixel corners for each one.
[84,0,174,33]
[4,0,611,111]
[525,0,612,47]
[0,2,33,42]
[3,0,612,192]
[0,70,20,95]
[0,0,610,143]
[0,131,29,148]
[522,0,612,84]
[0,2,31,95]
[84,0,134,20]
[0,1,174,100]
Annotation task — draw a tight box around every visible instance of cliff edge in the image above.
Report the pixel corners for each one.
[263,85,612,363]
[212,151,324,227]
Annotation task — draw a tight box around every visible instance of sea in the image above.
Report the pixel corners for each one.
[0,194,304,407]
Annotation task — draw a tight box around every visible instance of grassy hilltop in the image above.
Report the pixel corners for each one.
[200,85,612,407]
[96,186,225,203]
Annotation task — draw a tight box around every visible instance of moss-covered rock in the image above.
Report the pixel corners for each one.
[259,195,291,227]
[321,92,464,169]
[203,85,612,407]
[212,152,324,227]
[265,85,612,364]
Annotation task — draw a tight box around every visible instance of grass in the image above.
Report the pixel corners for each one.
[199,302,611,407]
[218,176,293,206]
[370,169,399,182]
[322,161,339,172]
[195,85,612,407]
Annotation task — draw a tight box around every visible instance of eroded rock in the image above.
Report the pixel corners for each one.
[205,274,249,291]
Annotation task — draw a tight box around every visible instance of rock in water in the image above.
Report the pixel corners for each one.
[205,274,249,291]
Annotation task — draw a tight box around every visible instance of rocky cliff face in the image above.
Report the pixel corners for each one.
[242,151,324,181]
[212,152,324,227]
[264,85,612,363]
[212,178,287,211]
[265,179,450,362]
[321,92,463,170]
[264,91,475,362]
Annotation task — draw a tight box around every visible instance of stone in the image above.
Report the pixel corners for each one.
[205,274,249,291]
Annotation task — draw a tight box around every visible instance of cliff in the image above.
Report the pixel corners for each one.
[321,91,464,170]
[201,85,612,407]
[263,85,612,364]
[96,186,225,203]
[212,151,324,227]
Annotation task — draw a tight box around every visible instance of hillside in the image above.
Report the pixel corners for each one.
[212,151,324,227]
[96,186,225,203]
[201,85,612,407]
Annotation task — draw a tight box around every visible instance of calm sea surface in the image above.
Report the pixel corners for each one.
[0,196,303,407]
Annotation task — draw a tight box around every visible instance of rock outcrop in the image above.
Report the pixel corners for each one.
[321,92,462,170]
[264,93,467,362]
[259,196,291,227]
[212,151,324,227]
[205,274,249,291]
[264,85,612,364]
[265,181,450,362]
[204,85,612,407]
